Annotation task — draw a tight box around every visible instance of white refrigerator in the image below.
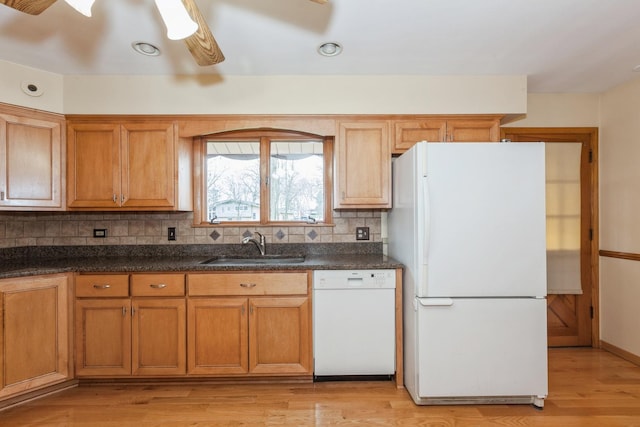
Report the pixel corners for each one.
[388,142,548,407]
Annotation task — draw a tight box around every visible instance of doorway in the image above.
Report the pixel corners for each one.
[501,128,598,347]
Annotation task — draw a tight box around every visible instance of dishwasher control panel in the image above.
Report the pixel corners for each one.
[313,269,396,289]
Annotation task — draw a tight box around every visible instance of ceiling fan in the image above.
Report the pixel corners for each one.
[0,0,329,66]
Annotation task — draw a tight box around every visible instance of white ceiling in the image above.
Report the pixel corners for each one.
[1,0,640,93]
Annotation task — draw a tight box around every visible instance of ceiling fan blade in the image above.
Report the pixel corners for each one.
[181,0,225,66]
[0,0,57,15]
[309,0,329,4]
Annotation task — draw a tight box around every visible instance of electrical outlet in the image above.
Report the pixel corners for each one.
[93,229,107,238]
[356,226,370,240]
[168,227,176,241]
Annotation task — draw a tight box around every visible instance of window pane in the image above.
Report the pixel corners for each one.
[206,141,260,222]
[545,142,582,295]
[270,140,324,222]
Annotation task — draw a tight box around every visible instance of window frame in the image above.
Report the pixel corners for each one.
[193,128,333,227]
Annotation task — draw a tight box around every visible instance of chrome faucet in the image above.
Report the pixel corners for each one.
[242,231,266,256]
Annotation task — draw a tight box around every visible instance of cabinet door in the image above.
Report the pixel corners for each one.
[67,123,121,208]
[249,297,311,374]
[392,119,447,153]
[187,298,249,375]
[0,113,63,209]
[121,122,175,208]
[335,121,391,208]
[132,298,186,376]
[446,118,500,142]
[75,299,131,376]
[0,274,70,399]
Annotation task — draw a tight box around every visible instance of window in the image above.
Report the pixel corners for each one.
[195,129,333,225]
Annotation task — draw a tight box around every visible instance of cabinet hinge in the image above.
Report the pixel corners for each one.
[589,228,593,241]
[590,306,594,319]
[588,149,593,163]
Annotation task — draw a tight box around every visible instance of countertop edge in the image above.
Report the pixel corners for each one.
[0,254,404,279]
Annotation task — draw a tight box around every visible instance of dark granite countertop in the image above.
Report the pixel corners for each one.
[0,244,403,279]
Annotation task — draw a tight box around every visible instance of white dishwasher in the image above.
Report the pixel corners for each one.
[313,269,396,378]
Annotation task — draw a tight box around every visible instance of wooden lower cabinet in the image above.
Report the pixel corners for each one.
[75,298,186,376]
[188,298,249,375]
[187,296,311,376]
[75,271,310,379]
[249,297,311,374]
[0,274,71,399]
[75,273,186,377]
[187,272,312,377]
[132,298,186,375]
[75,299,131,376]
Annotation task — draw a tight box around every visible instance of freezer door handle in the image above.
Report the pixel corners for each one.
[418,298,454,306]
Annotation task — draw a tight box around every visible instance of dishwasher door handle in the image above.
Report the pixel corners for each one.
[347,277,364,287]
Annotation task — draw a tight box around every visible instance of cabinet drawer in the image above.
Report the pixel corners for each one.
[131,273,185,296]
[188,272,308,296]
[76,274,129,297]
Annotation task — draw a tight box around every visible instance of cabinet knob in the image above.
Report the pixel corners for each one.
[240,283,257,288]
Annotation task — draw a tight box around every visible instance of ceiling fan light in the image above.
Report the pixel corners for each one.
[154,0,198,40]
[64,0,95,17]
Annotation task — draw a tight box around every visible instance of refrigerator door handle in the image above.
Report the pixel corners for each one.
[418,298,454,306]
[422,176,431,266]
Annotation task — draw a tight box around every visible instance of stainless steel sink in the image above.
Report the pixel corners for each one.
[200,255,306,265]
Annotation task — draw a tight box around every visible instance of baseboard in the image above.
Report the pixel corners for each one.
[600,340,640,366]
[0,380,78,411]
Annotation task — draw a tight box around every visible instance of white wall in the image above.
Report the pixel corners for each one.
[61,74,527,115]
[0,61,64,113]
[599,75,640,355]
[503,93,600,127]
[0,60,528,115]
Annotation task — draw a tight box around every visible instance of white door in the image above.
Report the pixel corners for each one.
[418,143,547,298]
[416,297,548,398]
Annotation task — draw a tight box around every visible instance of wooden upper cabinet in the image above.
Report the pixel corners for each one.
[67,120,191,210]
[393,119,447,153]
[391,116,502,154]
[121,122,175,208]
[67,123,120,208]
[0,109,64,210]
[335,121,391,209]
[446,117,500,143]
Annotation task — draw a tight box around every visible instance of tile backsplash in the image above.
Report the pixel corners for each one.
[0,210,382,248]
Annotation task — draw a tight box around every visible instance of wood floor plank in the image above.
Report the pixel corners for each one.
[2,348,640,426]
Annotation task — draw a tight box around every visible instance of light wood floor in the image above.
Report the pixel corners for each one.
[2,348,640,426]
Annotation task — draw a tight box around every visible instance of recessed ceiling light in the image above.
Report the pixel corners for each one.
[317,42,342,57]
[132,42,161,57]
